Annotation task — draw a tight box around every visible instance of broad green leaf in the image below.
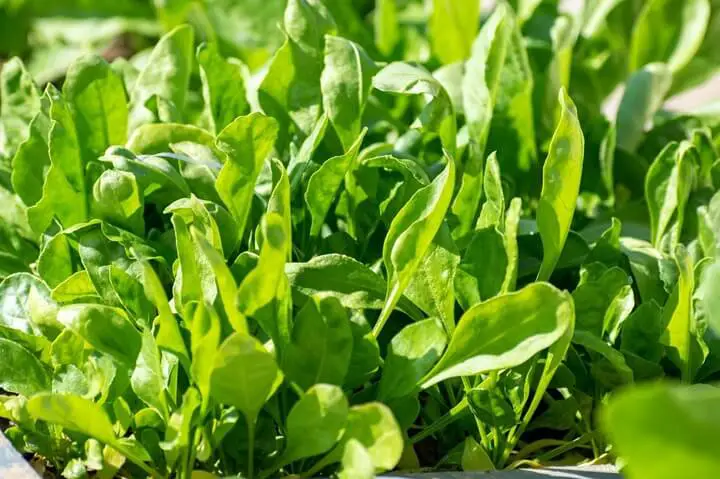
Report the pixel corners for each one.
[0,337,50,396]
[645,142,696,247]
[662,245,701,382]
[139,261,188,363]
[0,57,41,156]
[51,271,98,304]
[455,227,508,309]
[126,123,215,155]
[285,254,423,319]
[451,6,510,241]
[131,329,169,420]
[129,25,194,129]
[536,89,584,282]
[461,436,494,471]
[281,384,348,463]
[701,261,720,335]
[374,0,399,57]
[171,214,217,308]
[376,155,455,336]
[338,439,374,479]
[267,158,292,261]
[321,35,376,151]
[288,113,329,193]
[602,383,720,479]
[486,14,536,189]
[629,0,711,73]
[258,0,336,146]
[0,273,57,336]
[476,153,506,230]
[305,130,366,236]
[197,43,249,134]
[345,311,382,389]
[63,55,128,163]
[284,294,353,390]
[616,63,672,153]
[373,62,456,157]
[574,330,634,386]
[428,0,479,65]
[27,88,89,234]
[91,170,144,236]
[57,304,141,367]
[378,318,447,401]
[403,227,459,331]
[422,283,573,388]
[36,233,73,288]
[215,113,279,241]
[191,230,248,335]
[236,213,289,342]
[336,403,403,472]
[189,302,221,413]
[210,333,279,423]
[28,393,116,445]
[11,109,50,207]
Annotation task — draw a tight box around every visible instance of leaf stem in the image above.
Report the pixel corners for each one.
[247,420,256,479]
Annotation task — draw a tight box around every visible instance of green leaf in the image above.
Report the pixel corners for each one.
[455,227,507,309]
[629,0,711,73]
[536,89,585,282]
[602,383,720,479]
[189,302,221,413]
[0,337,50,396]
[236,213,289,342]
[197,43,249,134]
[461,436,494,471]
[372,62,456,157]
[337,403,403,472]
[403,227,459,331]
[91,170,144,236]
[215,112,279,241]
[321,35,376,151]
[0,57,41,156]
[284,294,353,391]
[285,254,423,319]
[375,155,455,336]
[131,329,169,420]
[258,0,336,146]
[267,158,292,261]
[140,261,189,370]
[281,384,348,464]
[450,5,510,242]
[57,304,141,367]
[0,273,57,336]
[305,129,366,237]
[645,142,696,247]
[126,123,215,155]
[210,333,279,423]
[378,317,447,401]
[191,229,248,335]
[662,245,701,382]
[11,109,50,207]
[338,439,374,479]
[27,393,116,445]
[486,13,536,189]
[428,0,479,65]
[421,283,573,388]
[63,55,128,163]
[129,25,194,129]
[374,0,399,57]
[27,87,89,233]
[700,261,720,335]
[616,63,672,153]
